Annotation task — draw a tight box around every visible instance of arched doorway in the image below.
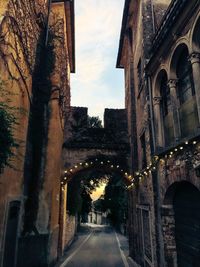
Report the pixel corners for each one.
[173,182,200,267]
[162,181,200,267]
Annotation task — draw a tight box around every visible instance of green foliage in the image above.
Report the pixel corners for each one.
[88,116,102,128]
[0,80,19,173]
[103,174,128,229]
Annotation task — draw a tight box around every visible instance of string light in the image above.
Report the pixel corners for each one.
[193,141,197,144]
[64,170,67,174]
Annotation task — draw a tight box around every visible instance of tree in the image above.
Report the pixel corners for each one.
[103,174,128,230]
[88,116,102,128]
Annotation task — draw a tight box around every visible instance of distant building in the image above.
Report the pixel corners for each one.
[117,0,200,266]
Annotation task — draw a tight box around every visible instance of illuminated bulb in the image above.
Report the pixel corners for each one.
[90,162,93,164]
[75,165,78,168]
[79,163,82,165]
[180,146,183,150]
[153,167,156,170]
[70,169,73,172]
[174,148,178,152]
[170,151,173,155]
[147,166,149,170]
[117,165,119,168]
[136,172,139,176]
[185,141,188,145]
[128,175,132,179]
[144,171,148,175]
[64,170,67,174]
[85,163,88,166]
[121,169,123,172]
[64,177,67,180]
[139,176,142,181]
[169,155,172,158]
[107,160,110,163]
[62,187,65,191]
[101,162,103,165]
[125,172,128,176]
[111,165,114,168]
[193,141,197,144]
[95,159,98,161]
[165,155,168,158]
[61,181,64,185]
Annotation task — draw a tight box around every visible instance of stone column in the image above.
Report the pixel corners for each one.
[168,79,181,141]
[189,52,200,124]
[161,205,178,267]
[153,96,164,149]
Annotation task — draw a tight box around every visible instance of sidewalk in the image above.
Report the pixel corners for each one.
[115,232,139,267]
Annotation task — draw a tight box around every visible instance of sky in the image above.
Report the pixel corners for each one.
[71,0,125,121]
[91,182,106,201]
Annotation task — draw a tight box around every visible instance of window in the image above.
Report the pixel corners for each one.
[177,49,195,104]
[160,74,170,117]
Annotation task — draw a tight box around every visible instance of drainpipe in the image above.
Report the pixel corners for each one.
[147,75,156,152]
[147,74,165,266]
[150,0,156,34]
[45,0,52,47]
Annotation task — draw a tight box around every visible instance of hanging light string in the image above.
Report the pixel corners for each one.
[126,139,199,190]
[60,158,133,190]
[60,139,198,191]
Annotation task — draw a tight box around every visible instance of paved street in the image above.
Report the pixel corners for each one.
[58,225,133,267]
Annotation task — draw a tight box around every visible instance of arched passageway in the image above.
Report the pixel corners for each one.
[173,182,200,267]
[163,182,200,267]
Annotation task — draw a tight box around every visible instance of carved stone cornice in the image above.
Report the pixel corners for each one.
[153,96,162,106]
[189,52,200,65]
[168,79,178,89]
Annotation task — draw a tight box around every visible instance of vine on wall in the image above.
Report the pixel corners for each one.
[0,79,19,173]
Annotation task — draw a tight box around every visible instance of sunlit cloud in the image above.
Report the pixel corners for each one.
[71,0,125,120]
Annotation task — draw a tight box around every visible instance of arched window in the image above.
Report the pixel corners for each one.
[160,74,170,117]
[175,47,199,137]
[159,71,174,146]
[176,48,195,104]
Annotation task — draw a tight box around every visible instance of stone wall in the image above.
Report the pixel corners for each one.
[0,1,74,266]
[64,214,76,248]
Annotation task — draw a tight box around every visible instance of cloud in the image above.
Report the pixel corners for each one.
[71,0,125,118]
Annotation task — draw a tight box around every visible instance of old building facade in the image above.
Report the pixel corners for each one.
[117,0,200,266]
[0,1,74,266]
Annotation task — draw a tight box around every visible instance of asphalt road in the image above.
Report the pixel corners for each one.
[59,225,130,267]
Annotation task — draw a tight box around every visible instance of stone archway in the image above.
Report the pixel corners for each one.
[173,182,200,267]
[162,181,200,267]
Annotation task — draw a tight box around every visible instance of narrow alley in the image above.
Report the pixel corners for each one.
[0,1,200,267]
[57,225,132,267]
